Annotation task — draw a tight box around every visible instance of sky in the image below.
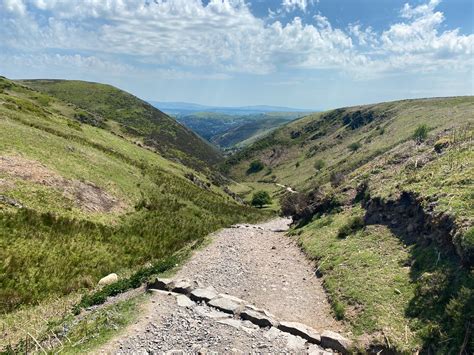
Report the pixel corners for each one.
[0,0,473,109]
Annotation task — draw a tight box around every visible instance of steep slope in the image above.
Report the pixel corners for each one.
[19,79,221,168]
[225,97,474,353]
[0,76,263,324]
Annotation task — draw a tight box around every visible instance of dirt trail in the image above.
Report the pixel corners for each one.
[99,218,343,354]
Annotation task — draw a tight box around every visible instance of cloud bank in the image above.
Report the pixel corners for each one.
[0,0,472,80]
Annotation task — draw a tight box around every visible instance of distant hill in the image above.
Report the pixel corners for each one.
[149,101,315,116]
[20,80,222,168]
[176,111,306,149]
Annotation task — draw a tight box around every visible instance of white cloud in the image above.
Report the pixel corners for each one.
[0,0,27,16]
[281,0,315,12]
[0,0,472,80]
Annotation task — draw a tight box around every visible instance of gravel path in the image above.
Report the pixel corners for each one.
[177,218,340,332]
[99,218,343,354]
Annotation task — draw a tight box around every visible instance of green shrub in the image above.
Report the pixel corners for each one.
[337,216,365,238]
[332,299,346,320]
[348,142,362,152]
[413,124,429,143]
[247,160,264,174]
[314,159,325,171]
[74,256,177,314]
[251,191,272,208]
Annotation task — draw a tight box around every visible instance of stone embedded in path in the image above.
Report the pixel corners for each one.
[321,330,353,354]
[308,345,334,355]
[171,279,196,294]
[217,318,257,335]
[190,287,218,303]
[240,307,279,328]
[176,295,195,308]
[278,321,321,344]
[148,277,175,291]
[283,332,307,351]
[208,296,243,314]
[195,305,230,320]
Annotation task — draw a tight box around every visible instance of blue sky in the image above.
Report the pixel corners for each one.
[0,0,472,109]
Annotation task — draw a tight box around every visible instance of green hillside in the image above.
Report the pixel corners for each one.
[19,79,222,168]
[0,76,264,328]
[225,97,474,353]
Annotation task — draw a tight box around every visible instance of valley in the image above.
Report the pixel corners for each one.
[0,75,472,354]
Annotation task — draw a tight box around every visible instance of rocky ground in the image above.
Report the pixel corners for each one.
[99,218,345,354]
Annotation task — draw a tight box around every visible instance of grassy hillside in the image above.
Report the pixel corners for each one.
[176,111,302,149]
[225,97,474,353]
[0,76,265,327]
[19,79,221,168]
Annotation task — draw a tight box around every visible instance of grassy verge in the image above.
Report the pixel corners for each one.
[293,206,473,353]
[2,294,146,355]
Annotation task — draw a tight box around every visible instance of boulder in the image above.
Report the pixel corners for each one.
[240,308,279,328]
[320,330,353,354]
[208,296,243,314]
[190,287,218,303]
[278,321,321,344]
[147,277,175,291]
[98,273,118,286]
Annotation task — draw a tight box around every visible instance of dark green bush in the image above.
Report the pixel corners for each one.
[348,142,362,152]
[314,159,325,171]
[413,124,429,143]
[247,160,264,174]
[251,190,272,208]
[337,216,365,238]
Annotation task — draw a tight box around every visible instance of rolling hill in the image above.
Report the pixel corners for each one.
[150,101,314,116]
[224,96,474,353]
[19,80,222,169]
[0,75,266,341]
[175,111,303,149]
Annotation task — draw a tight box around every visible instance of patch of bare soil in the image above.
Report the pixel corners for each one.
[0,155,125,213]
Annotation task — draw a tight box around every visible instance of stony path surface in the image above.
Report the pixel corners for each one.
[177,218,340,332]
[99,218,343,354]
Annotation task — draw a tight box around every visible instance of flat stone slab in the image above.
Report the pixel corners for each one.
[208,296,243,314]
[278,321,321,344]
[283,332,307,351]
[171,279,196,294]
[321,330,353,354]
[240,308,279,328]
[190,288,218,303]
[147,277,175,291]
[148,289,179,296]
[176,294,195,308]
[195,305,230,320]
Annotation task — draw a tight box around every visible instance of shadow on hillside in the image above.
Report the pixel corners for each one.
[363,193,473,354]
